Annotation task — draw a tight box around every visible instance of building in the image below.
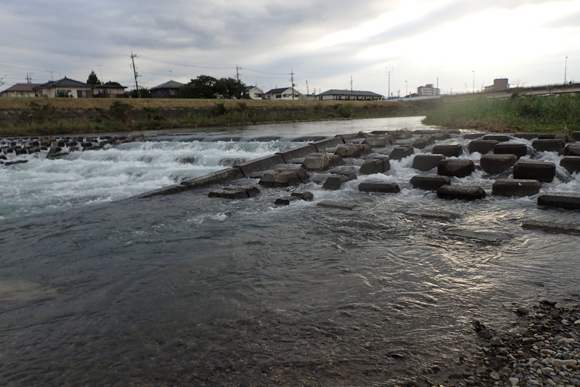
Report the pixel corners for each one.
[35,77,94,98]
[245,86,263,100]
[317,89,383,101]
[149,80,184,98]
[92,84,127,98]
[417,84,440,96]
[484,78,509,92]
[0,83,42,98]
[263,87,304,100]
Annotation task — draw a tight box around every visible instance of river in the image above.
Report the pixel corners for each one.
[0,116,579,386]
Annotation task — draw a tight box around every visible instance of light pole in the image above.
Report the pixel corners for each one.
[472,71,475,93]
[564,56,568,85]
[405,80,407,97]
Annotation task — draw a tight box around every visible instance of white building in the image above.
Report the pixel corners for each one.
[317,89,383,101]
[245,86,264,100]
[263,87,304,100]
[35,77,94,98]
[417,84,440,96]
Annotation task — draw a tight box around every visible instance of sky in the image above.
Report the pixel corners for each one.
[1,0,579,97]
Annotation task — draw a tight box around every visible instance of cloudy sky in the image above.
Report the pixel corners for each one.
[1,0,579,97]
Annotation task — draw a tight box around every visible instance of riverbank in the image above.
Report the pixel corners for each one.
[422,94,580,133]
[0,98,437,137]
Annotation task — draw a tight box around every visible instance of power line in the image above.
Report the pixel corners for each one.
[139,56,235,70]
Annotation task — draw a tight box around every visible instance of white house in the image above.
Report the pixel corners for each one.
[245,86,263,100]
[417,84,440,96]
[35,77,94,98]
[263,87,304,100]
[0,83,42,98]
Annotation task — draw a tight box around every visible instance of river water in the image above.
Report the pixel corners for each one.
[1,117,579,386]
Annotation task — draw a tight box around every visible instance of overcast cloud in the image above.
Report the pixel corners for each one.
[1,0,579,96]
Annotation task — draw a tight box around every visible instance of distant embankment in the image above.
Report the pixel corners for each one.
[0,98,438,136]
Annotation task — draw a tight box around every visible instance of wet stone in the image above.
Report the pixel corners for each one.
[322,175,350,190]
[275,196,299,205]
[438,159,475,178]
[483,134,511,142]
[362,135,395,148]
[513,160,556,182]
[560,156,580,174]
[412,135,433,149]
[463,133,486,140]
[406,209,458,221]
[208,185,261,199]
[334,143,372,158]
[480,154,518,174]
[513,133,539,140]
[410,175,451,190]
[259,168,309,187]
[537,193,580,210]
[358,181,401,193]
[565,144,580,156]
[432,144,463,157]
[532,139,565,154]
[571,131,580,141]
[492,179,541,197]
[291,191,314,201]
[317,200,356,210]
[468,140,499,154]
[412,154,445,171]
[494,143,528,158]
[360,157,390,175]
[389,146,414,160]
[437,185,486,201]
[302,153,344,171]
[432,132,451,141]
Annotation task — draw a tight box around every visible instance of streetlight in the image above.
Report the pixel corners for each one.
[564,56,568,85]
[472,71,475,93]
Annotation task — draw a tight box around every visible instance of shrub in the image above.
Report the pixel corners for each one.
[144,107,165,121]
[109,101,132,121]
[335,103,352,118]
[208,102,228,117]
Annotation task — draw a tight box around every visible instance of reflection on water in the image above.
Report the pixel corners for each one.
[1,116,579,385]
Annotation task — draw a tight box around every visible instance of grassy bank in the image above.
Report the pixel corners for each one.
[0,99,437,137]
[422,94,580,133]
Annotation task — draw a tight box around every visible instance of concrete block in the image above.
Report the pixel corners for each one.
[181,168,244,188]
[521,220,580,235]
[406,209,458,221]
[334,143,372,158]
[208,185,261,199]
[432,132,451,141]
[412,154,445,171]
[480,154,518,174]
[483,134,510,142]
[323,175,350,190]
[463,133,485,140]
[317,200,356,210]
[532,139,565,154]
[259,168,309,187]
[432,144,463,157]
[437,185,486,201]
[492,179,541,197]
[412,135,433,149]
[413,129,439,135]
[291,191,314,201]
[560,156,580,174]
[360,157,390,175]
[571,131,580,141]
[389,146,414,160]
[234,154,285,176]
[538,133,568,141]
[493,143,528,158]
[565,144,580,156]
[513,133,539,140]
[410,175,451,190]
[275,196,300,205]
[302,153,345,171]
[311,137,345,152]
[358,181,401,193]
[513,160,556,182]
[538,193,580,210]
[276,145,316,163]
[438,159,475,177]
[362,135,395,148]
[468,140,498,154]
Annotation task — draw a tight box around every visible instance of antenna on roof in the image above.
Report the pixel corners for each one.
[26,73,33,84]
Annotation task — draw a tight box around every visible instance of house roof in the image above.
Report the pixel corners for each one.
[245,85,263,92]
[36,77,92,89]
[318,89,383,97]
[0,83,42,93]
[93,84,127,89]
[265,87,293,94]
[149,80,185,91]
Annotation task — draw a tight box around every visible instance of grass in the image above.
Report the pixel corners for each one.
[0,99,438,137]
[422,94,580,133]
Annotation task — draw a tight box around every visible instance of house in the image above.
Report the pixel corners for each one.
[317,89,383,101]
[0,83,42,98]
[484,78,509,92]
[417,84,440,96]
[149,80,184,98]
[263,87,304,100]
[245,86,263,100]
[35,77,94,98]
[92,84,127,98]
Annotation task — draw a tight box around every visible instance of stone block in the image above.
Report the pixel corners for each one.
[410,175,451,190]
[513,133,539,140]
[560,156,580,174]
[492,179,541,197]
[493,143,528,158]
[412,135,433,149]
[310,137,345,152]
[432,144,463,157]
[413,129,439,135]
[276,145,317,163]
[437,159,475,177]
[392,130,413,139]
[480,154,518,174]
[360,157,390,175]
[437,185,486,201]
[302,153,345,171]
[208,185,260,199]
[532,139,565,154]
[565,144,580,156]
[275,196,299,205]
[389,146,414,160]
[521,220,580,235]
[468,140,499,154]
[322,175,350,190]
[259,168,309,187]
[358,181,401,193]
[463,133,485,140]
[432,132,451,141]
[513,160,556,182]
[362,135,395,148]
[538,133,568,141]
[334,143,372,158]
[234,154,285,176]
[412,154,445,171]
[483,135,510,142]
[571,131,580,141]
[537,193,580,210]
[291,191,314,201]
[317,200,356,210]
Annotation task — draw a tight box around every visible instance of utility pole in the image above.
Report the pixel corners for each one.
[48,71,54,81]
[472,70,475,93]
[97,65,103,83]
[564,56,568,85]
[388,70,391,99]
[26,73,33,84]
[290,70,295,100]
[351,76,353,99]
[236,64,240,82]
[405,80,407,97]
[306,80,309,95]
[131,52,140,98]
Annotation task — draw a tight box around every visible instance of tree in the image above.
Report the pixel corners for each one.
[215,77,246,99]
[127,87,150,98]
[180,75,219,99]
[86,70,101,85]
